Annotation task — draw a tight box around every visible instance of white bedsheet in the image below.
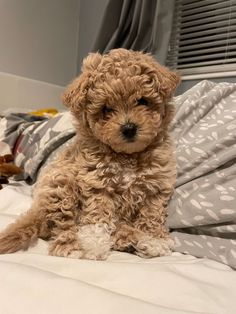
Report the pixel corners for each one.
[0,182,236,314]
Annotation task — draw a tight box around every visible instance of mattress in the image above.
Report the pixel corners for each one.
[0,181,236,314]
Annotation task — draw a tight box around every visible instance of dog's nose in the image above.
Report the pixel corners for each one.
[121,123,137,140]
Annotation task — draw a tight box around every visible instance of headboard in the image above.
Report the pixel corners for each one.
[0,72,65,113]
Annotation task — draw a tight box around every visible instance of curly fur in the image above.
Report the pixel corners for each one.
[0,49,180,260]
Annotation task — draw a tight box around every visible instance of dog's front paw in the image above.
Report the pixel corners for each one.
[75,223,113,260]
[135,236,175,258]
[49,224,112,260]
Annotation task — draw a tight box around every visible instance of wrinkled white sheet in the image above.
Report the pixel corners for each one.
[0,182,236,314]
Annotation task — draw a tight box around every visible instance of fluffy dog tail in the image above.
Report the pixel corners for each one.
[0,210,39,253]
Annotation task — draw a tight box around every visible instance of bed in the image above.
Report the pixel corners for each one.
[0,75,236,314]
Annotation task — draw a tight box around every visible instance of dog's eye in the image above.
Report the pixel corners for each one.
[102,105,114,117]
[137,98,148,106]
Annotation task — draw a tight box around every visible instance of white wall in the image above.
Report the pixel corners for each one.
[0,0,80,86]
[77,0,109,72]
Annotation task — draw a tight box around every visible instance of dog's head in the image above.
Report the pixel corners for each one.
[63,49,180,154]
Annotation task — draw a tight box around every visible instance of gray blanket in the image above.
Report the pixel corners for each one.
[0,80,235,268]
[0,112,75,181]
[168,80,236,268]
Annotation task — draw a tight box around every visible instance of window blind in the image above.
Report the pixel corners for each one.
[166,0,236,77]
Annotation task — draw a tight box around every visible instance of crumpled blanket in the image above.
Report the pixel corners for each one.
[168,80,236,268]
[0,112,75,182]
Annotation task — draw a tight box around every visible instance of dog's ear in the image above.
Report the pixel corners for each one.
[161,103,176,130]
[150,61,180,130]
[153,63,181,101]
[62,73,90,115]
[62,53,102,114]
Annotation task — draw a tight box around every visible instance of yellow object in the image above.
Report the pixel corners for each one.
[29,108,58,118]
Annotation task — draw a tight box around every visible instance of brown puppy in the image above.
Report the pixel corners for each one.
[0,49,180,260]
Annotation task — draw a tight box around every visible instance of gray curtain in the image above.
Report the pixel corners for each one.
[93,0,175,65]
